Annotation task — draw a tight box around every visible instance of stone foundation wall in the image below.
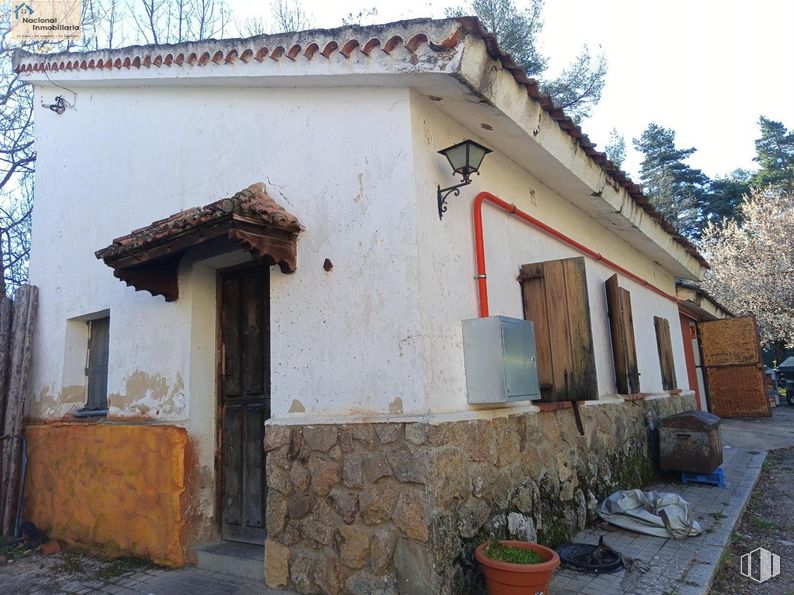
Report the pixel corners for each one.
[263,394,694,594]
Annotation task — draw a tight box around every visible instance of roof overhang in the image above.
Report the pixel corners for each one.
[676,283,733,321]
[95,183,302,301]
[17,17,707,280]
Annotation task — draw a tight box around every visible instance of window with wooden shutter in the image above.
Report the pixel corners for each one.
[518,256,597,402]
[605,275,640,394]
[84,316,110,413]
[654,316,677,390]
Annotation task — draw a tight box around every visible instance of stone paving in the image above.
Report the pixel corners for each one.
[549,445,766,595]
[0,555,291,595]
[3,407,785,595]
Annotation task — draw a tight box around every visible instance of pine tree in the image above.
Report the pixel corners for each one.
[632,124,709,238]
[704,170,751,225]
[750,116,794,195]
[446,0,606,123]
[604,128,626,169]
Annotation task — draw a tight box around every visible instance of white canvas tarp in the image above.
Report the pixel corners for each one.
[597,489,702,538]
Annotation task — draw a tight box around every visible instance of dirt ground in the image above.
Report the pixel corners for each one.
[711,447,794,594]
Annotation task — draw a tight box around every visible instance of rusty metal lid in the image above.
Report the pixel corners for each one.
[659,410,722,430]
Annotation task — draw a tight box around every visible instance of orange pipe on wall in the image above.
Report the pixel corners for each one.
[472,191,678,318]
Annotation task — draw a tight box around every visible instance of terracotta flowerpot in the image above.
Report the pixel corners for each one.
[475,540,560,595]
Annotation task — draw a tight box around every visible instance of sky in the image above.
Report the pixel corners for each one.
[229,0,794,180]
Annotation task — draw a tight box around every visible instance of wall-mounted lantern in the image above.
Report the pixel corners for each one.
[437,139,492,219]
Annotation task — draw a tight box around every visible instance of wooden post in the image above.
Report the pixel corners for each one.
[0,285,38,536]
[0,296,13,436]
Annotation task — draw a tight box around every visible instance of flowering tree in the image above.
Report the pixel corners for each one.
[700,187,794,362]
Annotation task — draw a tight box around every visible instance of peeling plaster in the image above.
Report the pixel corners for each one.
[354,173,364,203]
[61,385,86,404]
[388,397,404,415]
[288,399,305,413]
[109,371,186,418]
[31,384,87,420]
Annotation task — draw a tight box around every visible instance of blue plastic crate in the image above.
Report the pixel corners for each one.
[681,467,725,488]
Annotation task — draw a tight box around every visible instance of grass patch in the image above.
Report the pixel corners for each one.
[483,541,543,564]
[762,459,773,473]
[0,538,33,561]
[752,516,780,531]
[716,547,732,572]
[53,553,85,574]
[92,557,151,581]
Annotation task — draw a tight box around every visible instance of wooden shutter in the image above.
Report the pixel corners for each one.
[605,275,640,394]
[86,317,110,410]
[519,257,597,402]
[653,316,677,390]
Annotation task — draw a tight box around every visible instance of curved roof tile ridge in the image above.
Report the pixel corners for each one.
[14,16,706,268]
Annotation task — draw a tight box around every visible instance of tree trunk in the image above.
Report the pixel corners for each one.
[772,340,789,367]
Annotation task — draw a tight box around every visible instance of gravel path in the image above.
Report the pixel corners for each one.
[711,446,794,594]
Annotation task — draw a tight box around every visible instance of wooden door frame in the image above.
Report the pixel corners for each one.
[678,310,702,410]
[213,260,270,538]
[695,322,713,413]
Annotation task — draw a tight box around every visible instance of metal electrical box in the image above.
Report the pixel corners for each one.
[462,316,540,404]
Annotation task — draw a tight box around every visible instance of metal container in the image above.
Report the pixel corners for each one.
[659,411,723,474]
[462,316,540,404]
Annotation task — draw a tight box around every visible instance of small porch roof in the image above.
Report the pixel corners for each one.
[95,182,302,301]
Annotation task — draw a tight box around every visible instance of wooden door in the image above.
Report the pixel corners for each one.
[699,316,771,418]
[219,266,269,543]
[678,312,704,410]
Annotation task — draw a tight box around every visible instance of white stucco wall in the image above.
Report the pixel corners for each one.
[29,85,426,440]
[409,93,688,413]
[29,83,692,436]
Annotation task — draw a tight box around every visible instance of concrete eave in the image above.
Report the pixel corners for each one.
[450,37,704,280]
[16,18,706,280]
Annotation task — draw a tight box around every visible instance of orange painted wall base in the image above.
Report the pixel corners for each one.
[24,423,193,566]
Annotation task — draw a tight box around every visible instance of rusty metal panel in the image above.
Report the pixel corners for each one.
[707,365,770,418]
[660,410,721,430]
[699,315,770,418]
[699,316,761,367]
[659,419,723,474]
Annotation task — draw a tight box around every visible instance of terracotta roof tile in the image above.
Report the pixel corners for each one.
[18,17,707,269]
[95,182,302,261]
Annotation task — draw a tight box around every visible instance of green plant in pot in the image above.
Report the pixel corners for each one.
[475,539,560,595]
